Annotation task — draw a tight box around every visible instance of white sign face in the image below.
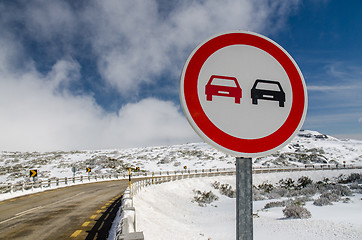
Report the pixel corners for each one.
[180,31,308,157]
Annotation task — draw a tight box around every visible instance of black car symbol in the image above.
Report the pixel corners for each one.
[251,79,285,107]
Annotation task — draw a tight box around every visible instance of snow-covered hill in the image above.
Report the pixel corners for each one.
[1,130,361,185]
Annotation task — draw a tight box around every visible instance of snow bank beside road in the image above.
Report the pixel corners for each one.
[133,169,362,240]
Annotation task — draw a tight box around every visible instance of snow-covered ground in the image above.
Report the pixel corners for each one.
[133,169,362,240]
[1,130,362,186]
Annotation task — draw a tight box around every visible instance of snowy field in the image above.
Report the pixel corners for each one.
[1,130,362,186]
[133,169,362,240]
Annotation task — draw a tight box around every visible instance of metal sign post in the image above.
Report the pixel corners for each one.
[236,157,253,240]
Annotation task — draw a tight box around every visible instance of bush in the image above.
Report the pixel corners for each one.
[219,184,236,198]
[331,185,352,197]
[257,182,274,193]
[337,173,361,184]
[192,190,219,207]
[300,185,318,196]
[278,178,296,189]
[297,176,313,188]
[294,196,313,204]
[264,199,291,209]
[253,188,267,201]
[268,187,288,199]
[212,181,236,198]
[283,204,311,219]
[347,173,361,184]
[212,181,221,190]
[313,197,333,206]
[319,192,340,202]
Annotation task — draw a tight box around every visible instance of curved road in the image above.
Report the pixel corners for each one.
[0,180,129,240]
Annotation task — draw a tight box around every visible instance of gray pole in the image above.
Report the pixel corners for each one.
[236,157,253,240]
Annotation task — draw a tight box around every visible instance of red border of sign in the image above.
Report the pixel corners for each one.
[183,32,306,154]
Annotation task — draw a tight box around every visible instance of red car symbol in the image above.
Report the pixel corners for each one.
[205,75,242,104]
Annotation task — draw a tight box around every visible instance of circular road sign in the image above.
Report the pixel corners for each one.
[180,31,308,157]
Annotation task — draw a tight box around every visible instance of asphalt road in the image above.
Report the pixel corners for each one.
[0,180,129,240]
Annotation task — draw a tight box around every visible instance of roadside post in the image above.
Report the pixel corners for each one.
[30,169,37,182]
[180,31,308,239]
[129,168,132,189]
[72,166,76,178]
[86,167,91,180]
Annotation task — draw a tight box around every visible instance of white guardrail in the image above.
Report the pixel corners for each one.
[1,164,359,195]
[114,164,362,240]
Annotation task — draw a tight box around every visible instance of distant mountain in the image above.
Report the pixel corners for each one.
[1,130,361,184]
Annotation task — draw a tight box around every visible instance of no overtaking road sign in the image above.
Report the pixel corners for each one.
[180,31,308,157]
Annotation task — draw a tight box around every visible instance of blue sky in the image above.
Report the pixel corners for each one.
[0,0,361,151]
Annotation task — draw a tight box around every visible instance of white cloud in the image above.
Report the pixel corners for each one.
[23,0,77,41]
[0,65,199,151]
[83,0,301,95]
[103,98,199,149]
[0,0,301,151]
[2,0,301,96]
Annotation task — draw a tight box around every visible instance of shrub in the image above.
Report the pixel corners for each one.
[212,182,236,198]
[283,204,311,219]
[319,192,340,202]
[331,185,352,197]
[212,181,220,190]
[347,173,361,184]
[294,196,313,204]
[278,178,296,189]
[297,176,313,188]
[300,185,318,196]
[253,188,267,201]
[264,200,291,209]
[257,182,274,193]
[268,187,288,199]
[313,197,332,206]
[337,173,361,184]
[219,184,236,198]
[192,190,219,207]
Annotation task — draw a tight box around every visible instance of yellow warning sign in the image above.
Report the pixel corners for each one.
[30,170,37,178]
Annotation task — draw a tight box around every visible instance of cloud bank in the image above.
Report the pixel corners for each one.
[0,0,300,151]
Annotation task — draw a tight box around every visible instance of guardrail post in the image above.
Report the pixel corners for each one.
[65,177,68,185]
[56,179,59,186]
